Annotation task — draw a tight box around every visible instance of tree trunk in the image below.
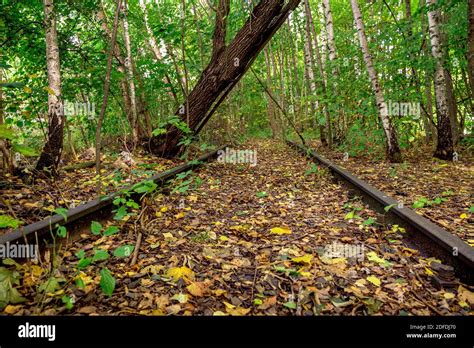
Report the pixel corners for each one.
[95,0,121,178]
[305,0,332,147]
[122,0,138,146]
[140,0,179,105]
[36,0,65,175]
[303,0,324,143]
[350,0,402,162]
[264,46,278,138]
[468,0,474,98]
[148,0,301,158]
[426,0,454,160]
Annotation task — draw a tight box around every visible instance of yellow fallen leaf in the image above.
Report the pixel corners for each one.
[160,206,168,213]
[460,213,468,219]
[3,305,22,315]
[225,305,251,316]
[163,232,174,239]
[174,212,185,219]
[291,254,313,264]
[320,256,346,265]
[223,301,235,309]
[219,236,229,242]
[186,282,205,297]
[367,275,381,287]
[424,267,434,276]
[444,292,455,300]
[214,289,227,296]
[165,266,195,282]
[270,227,291,235]
[213,311,227,316]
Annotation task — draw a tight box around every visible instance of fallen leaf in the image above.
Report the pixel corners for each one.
[367,275,381,287]
[291,254,313,264]
[270,227,291,235]
[165,266,195,282]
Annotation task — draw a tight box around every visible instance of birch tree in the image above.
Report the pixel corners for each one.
[121,0,138,146]
[426,0,454,160]
[36,0,65,175]
[350,0,402,163]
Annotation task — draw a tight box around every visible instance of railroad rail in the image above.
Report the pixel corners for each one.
[0,145,228,249]
[287,140,474,284]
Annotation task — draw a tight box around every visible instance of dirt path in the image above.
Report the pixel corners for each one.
[7,140,472,316]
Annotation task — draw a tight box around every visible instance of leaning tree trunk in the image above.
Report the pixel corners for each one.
[148,0,301,158]
[350,0,402,163]
[426,0,454,160]
[36,0,65,175]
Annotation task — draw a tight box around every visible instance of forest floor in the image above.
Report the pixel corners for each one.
[0,150,181,235]
[3,139,473,316]
[311,141,474,245]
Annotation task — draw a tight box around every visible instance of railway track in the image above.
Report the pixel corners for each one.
[2,140,472,295]
[0,145,228,252]
[287,140,474,285]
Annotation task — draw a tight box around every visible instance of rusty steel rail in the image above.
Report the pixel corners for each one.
[287,140,474,284]
[0,145,228,248]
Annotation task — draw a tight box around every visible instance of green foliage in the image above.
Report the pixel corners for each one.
[0,215,22,229]
[99,268,116,297]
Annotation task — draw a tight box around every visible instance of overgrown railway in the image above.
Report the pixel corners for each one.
[1,140,473,315]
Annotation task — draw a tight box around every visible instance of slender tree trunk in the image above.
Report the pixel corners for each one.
[264,47,278,138]
[95,0,121,178]
[350,0,402,162]
[149,0,302,158]
[468,0,474,98]
[122,0,138,146]
[36,0,65,175]
[97,5,132,128]
[306,0,332,146]
[303,3,321,142]
[139,0,179,105]
[426,0,454,160]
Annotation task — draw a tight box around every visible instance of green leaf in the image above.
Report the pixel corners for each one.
[54,207,68,221]
[75,278,85,289]
[77,258,92,269]
[363,217,375,226]
[75,250,85,259]
[103,226,119,237]
[384,204,396,212]
[61,295,74,310]
[0,267,26,309]
[256,191,268,198]
[92,250,109,262]
[0,215,22,229]
[91,221,102,235]
[39,277,61,294]
[344,211,355,220]
[56,225,67,238]
[113,245,134,258]
[469,206,474,213]
[283,301,297,309]
[100,268,116,297]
